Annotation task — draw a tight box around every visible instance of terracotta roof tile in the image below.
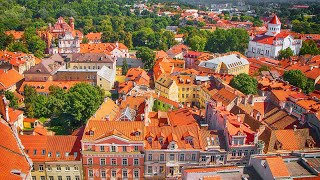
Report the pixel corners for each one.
[83,120,145,142]
[85,32,102,41]
[0,120,31,179]
[0,69,23,90]
[5,30,24,40]
[266,157,290,178]
[90,98,120,121]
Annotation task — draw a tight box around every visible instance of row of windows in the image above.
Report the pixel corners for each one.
[231,149,255,157]
[86,145,139,152]
[73,65,111,70]
[88,169,139,178]
[87,158,140,166]
[32,165,79,172]
[32,176,79,180]
[26,150,77,158]
[147,166,183,175]
[147,153,197,162]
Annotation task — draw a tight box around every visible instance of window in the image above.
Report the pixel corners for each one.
[101,170,106,177]
[74,152,78,158]
[148,154,153,161]
[134,169,139,178]
[122,169,128,178]
[31,165,35,172]
[33,149,37,155]
[134,146,139,151]
[100,146,105,152]
[219,156,224,161]
[56,152,60,158]
[47,165,52,171]
[160,154,165,161]
[179,154,185,161]
[66,166,70,171]
[41,149,46,155]
[159,138,163,144]
[40,176,45,180]
[66,176,71,180]
[39,165,44,171]
[134,158,139,166]
[160,166,164,174]
[244,150,249,156]
[56,165,61,171]
[89,169,93,177]
[111,158,116,165]
[201,156,207,162]
[111,146,116,152]
[88,158,93,165]
[32,176,36,180]
[49,176,54,180]
[122,158,128,166]
[123,146,127,152]
[179,166,183,173]
[250,150,255,155]
[58,176,62,180]
[65,152,69,157]
[100,158,106,165]
[147,166,152,174]
[111,170,116,177]
[232,151,236,157]
[169,154,175,161]
[170,143,175,149]
[74,165,79,171]
[191,154,196,161]
[75,176,80,180]
[238,150,242,156]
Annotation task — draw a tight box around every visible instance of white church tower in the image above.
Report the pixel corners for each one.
[265,15,282,36]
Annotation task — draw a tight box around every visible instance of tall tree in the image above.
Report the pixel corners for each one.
[300,40,320,55]
[136,46,156,70]
[122,58,129,75]
[189,35,207,51]
[283,70,314,93]
[278,47,294,60]
[4,91,18,108]
[230,73,258,95]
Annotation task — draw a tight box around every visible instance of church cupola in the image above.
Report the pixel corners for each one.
[265,15,281,36]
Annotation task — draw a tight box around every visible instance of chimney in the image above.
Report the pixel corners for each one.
[237,114,241,123]
[293,125,297,131]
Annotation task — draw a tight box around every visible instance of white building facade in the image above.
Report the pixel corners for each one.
[247,15,302,59]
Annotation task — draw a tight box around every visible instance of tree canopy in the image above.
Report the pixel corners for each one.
[300,40,320,55]
[24,83,104,132]
[278,47,294,60]
[283,70,315,94]
[230,73,258,95]
[136,46,156,70]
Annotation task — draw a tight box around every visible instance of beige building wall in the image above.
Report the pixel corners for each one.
[69,62,115,70]
[31,162,47,180]
[97,74,113,90]
[45,161,83,180]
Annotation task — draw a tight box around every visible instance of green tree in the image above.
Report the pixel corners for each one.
[258,65,270,72]
[0,30,14,50]
[24,27,46,58]
[197,21,206,27]
[7,42,28,53]
[4,91,18,108]
[136,46,156,70]
[47,85,66,117]
[230,73,258,95]
[82,37,89,44]
[278,47,294,60]
[283,70,314,93]
[24,85,38,118]
[189,35,207,51]
[122,58,129,75]
[300,40,320,55]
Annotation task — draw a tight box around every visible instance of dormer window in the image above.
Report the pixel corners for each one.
[135,131,141,136]
[159,137,163,144]
[89,131,94,136]
[147,137,153,143]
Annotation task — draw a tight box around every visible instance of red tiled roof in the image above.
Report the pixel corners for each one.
[0,69,24,90]
[5,30,24,40]
[266,157,290,178]
[269,15,281,24]
[85,32,102,41]
[0,120,31,179]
